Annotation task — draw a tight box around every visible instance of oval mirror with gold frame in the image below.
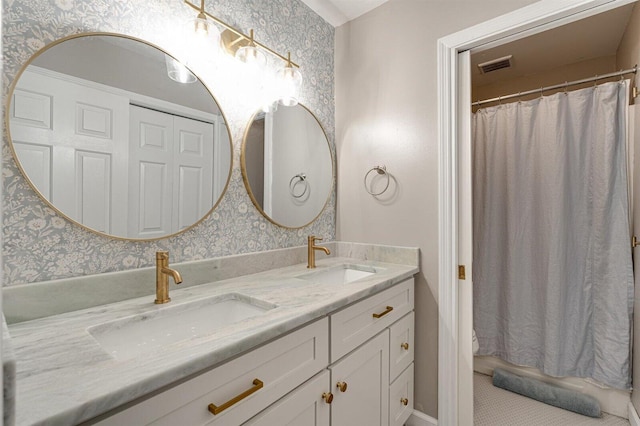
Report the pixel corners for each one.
[241,104,334,229]
[6,33,233,241]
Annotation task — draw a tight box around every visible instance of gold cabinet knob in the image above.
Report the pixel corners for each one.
[322,392,334,404]
[336,381,348,392]
[401,397,409,406]
[401,342,409,350]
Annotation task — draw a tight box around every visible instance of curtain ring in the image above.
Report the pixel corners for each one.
[289,173,308,198]
[539,87,544,98]
[594,75,598,89]
[364,165,390,196]
[564,81,568,95]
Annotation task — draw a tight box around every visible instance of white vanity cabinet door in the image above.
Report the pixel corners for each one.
[389,363,414,426]
[389,312,414,382]
[243,370,331,426]
[330,278,413,361]
[95,318,328,426]
[330,330,390,426]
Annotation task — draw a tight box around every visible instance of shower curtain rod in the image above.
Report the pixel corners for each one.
[472,67,637,107]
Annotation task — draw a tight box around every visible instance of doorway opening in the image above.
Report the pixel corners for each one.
[437,1,639,424]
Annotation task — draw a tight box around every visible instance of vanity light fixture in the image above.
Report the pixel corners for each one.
[191,0,221,47]
[235,29,267,69]
[165,56,197,84]
[184,0,303,105]
[277,52,303,106]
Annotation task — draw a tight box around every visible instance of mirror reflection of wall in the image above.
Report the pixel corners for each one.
[8,34,232,240]
[242,104,333,229]
[245,116,266,209]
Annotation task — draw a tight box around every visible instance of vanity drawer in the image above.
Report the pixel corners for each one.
[330,279,414,361]
[243,370,331,426]
[389,363,414,426]
[96,318,329,426]
[389,312,414,381]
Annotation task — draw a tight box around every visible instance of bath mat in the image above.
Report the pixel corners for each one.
[492,368,601,418]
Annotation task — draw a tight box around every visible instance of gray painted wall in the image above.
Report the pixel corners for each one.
[335,0,539,417]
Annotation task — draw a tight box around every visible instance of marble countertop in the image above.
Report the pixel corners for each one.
[8,256,418,426]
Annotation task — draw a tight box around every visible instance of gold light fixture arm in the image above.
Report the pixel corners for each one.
[196,0,206,20]
[184,0,300,68]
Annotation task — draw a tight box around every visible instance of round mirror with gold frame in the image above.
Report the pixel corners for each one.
[6,33,233,240]
[241,104,334,229]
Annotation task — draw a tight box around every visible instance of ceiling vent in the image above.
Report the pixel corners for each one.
[477,55,513,74]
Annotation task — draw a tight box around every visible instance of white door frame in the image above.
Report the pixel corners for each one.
[437,1,636,424]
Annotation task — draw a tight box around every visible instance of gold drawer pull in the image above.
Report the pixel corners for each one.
[336,381,348,392]
[322,392,334,404]
[208,378,264,415]
[372,306,394,318]
[401,397,409,406]
[401,342,409,350]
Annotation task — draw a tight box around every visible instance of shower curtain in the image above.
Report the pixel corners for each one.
[472,81,634,390]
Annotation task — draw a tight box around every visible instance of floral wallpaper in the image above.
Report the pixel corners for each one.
[2,0,335,285]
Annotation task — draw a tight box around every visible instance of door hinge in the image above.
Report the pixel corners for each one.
[458,265,466,280]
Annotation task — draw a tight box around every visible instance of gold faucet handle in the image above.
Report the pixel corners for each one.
[308,235,323,245]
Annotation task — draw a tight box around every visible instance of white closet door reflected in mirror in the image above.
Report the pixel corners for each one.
[129,106,217,239]
[7,34,233,240]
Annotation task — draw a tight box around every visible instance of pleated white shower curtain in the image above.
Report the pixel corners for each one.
[472,81,634,389]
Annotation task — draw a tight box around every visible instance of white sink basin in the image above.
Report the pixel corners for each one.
[297,264,378,285]
[88,294,276,360]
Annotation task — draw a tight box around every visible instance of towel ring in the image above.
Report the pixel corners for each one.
[289,173,308,198]
[364,165,390,196]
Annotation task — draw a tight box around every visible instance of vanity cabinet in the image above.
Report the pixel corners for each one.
[328,278,414,426]
[330,278,413,361]
[329,330,390,426]
[94,318,329,426]
[243,371,331,426]
[93,278,415,426]
[389,312,415,426]
[389,363,414,426]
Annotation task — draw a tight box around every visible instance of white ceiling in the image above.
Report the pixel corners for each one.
[471,3,635,86]
[300,0,390,27]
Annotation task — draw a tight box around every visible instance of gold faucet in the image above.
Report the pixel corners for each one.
[155,251,183,304]
[307,235,330,269]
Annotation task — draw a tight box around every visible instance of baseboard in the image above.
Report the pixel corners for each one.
[629,402,640,426]
[406,409,438,426]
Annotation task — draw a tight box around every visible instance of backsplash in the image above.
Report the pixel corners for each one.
[2,0,335,285]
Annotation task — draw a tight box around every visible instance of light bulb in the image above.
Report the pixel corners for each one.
[165,56,197,84]
[191,13,221,51]
[277,64,302,106]
[236,45,267,69]
[194,16,209,37]
[235,29,266,70]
